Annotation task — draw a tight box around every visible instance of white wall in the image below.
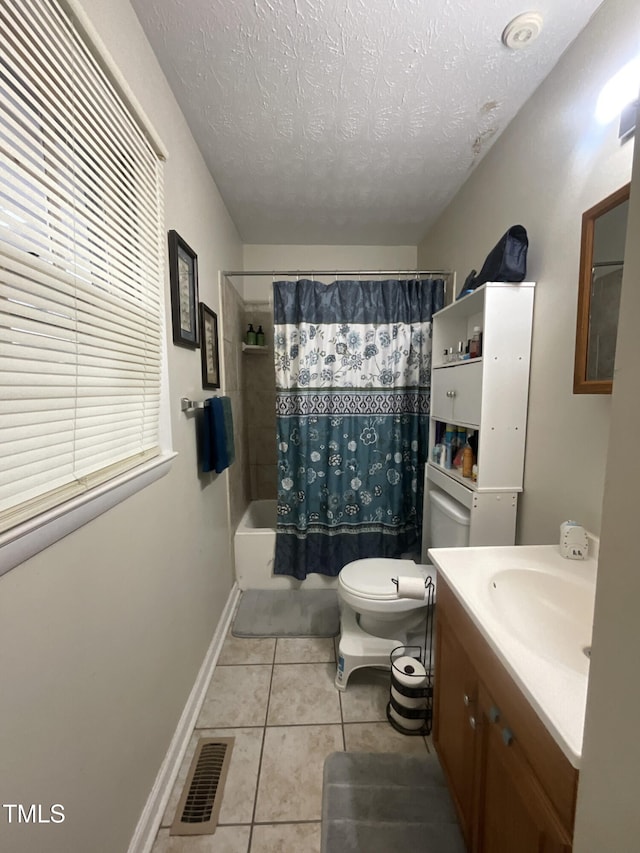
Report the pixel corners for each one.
[573,99,640,852]
[0,2,242,852]
[418,0,638,543]
[242,244,419,301]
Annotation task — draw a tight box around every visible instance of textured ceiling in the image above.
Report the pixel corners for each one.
[131,0,603,245]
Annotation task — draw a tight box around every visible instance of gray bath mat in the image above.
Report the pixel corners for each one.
[232,589,340,637]
[321,752,465,853]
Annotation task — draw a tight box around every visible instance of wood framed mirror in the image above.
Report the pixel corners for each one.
[574,183,630,394]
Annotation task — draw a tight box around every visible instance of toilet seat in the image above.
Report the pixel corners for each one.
[338,559,432,619]
[339,558,428,603]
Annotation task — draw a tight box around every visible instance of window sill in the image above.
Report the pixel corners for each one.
[0,452,177,577]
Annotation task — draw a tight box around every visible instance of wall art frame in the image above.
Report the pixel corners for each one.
[199,302,220,389]
[168,229,199,348]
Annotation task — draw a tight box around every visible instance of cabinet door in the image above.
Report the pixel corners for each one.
[431,363,482,427]
[433,615,478,847]
[475,693,572,853]
[431,366,454,422]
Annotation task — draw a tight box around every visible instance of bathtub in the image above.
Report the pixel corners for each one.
[234,500,338,590]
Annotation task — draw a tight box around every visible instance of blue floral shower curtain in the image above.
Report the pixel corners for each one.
[273,278,445,580]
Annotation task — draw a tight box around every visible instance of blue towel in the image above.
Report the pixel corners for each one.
[201,396,234,474]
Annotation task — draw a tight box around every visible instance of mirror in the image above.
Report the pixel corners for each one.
[574,183,630,394]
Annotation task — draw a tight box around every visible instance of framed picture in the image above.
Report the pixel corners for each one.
[168,230,199,347]
[199,302,220,389]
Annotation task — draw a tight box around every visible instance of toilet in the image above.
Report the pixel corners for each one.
[335,489,470,690]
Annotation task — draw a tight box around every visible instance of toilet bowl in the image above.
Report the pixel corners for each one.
[335,489,470,691]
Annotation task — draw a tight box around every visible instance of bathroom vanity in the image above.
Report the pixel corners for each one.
[429,545,597,852]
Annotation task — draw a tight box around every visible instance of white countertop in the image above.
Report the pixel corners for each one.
[428,544,597,768]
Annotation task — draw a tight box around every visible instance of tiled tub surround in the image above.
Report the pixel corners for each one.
[153,633,433,853]
[222,278,251,531]
[243,303,277,500]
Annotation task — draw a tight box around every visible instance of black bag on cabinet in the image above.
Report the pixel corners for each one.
[464,225,529,294]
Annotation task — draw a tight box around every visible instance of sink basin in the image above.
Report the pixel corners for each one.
[488,568,596,674]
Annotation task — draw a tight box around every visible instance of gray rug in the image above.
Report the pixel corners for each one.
[321,752,465,853]
[231,589,340,637]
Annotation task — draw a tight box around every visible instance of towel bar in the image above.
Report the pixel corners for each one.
[181,397,206,412]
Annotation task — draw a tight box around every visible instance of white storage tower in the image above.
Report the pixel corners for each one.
[422,281,535,557]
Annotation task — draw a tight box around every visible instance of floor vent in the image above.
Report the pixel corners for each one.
[170,737,234,836]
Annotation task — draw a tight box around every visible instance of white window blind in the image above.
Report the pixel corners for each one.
[0,0,165,534]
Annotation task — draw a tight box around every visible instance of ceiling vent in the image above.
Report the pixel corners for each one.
[502,12,544,50]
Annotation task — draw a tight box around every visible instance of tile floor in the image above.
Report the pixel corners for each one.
[152,632,433,853]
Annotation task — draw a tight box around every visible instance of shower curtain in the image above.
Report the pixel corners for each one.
[273,277,445,580]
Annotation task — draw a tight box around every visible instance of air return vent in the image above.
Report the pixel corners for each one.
[170,737,234,836]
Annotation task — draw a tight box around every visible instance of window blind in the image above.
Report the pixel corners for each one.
[0,0,165,534]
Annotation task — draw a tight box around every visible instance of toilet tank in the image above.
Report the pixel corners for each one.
[429,491,470,548]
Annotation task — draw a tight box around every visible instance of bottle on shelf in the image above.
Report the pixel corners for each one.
[462,444,474,478]
[469,326,482,359]
[256,325,265,346]
[444,423,456,469]
[246,323,257,345]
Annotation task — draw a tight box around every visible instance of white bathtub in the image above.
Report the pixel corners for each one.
[234,500,338,590]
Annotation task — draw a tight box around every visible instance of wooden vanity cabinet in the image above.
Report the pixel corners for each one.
[434,577,577,852]
[433,612,478,847]
[475,684,571,853]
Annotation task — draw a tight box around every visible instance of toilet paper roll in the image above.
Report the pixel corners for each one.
[389,703,425,731]
[396,575,426,600]
[391,655,428,689]
[391,685,425,710]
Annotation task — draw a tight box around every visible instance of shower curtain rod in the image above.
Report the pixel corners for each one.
[222,269,452,277]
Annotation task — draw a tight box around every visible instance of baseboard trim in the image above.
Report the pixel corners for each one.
[127,582,241,853]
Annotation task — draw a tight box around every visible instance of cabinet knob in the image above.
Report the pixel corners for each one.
[469,716,476,730]
[463,693,473,707]
[502,727,514,746]
[446,389,457,398]
[489,705,500,723]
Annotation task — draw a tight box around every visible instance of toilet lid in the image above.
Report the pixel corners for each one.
[340,559,426,600]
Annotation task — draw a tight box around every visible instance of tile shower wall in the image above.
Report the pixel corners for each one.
[243,302,277,499]
[222,278,251,530]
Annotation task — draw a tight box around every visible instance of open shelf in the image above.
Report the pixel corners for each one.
[433,283,486,320]
[241,343,270,353]
[428,461,477,491]
[433,356,483,370]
